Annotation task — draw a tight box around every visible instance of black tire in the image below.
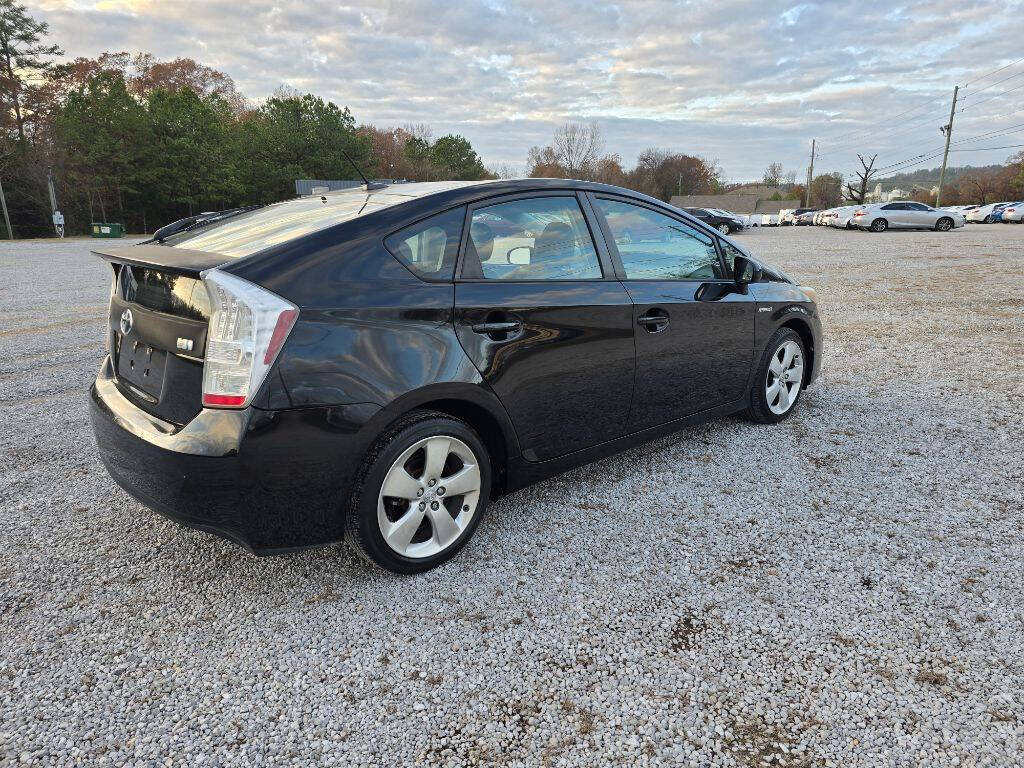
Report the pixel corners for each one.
[870,218,888,232]
[983,215,992,224]
[717,222,731,235]
[935,217,953,232]
[344,410,491,574]
[744,327,807,424]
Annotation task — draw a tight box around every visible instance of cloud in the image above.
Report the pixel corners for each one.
[37,0,1024,180]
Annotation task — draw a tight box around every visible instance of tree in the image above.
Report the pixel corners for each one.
[762,162,784,187]
[0,0,62,139]
[430,134,489,180]
[552,121,602,178]
[959,172,996,204]
[147,88,241,214]
[526,144,569,178]
[1009,151,1024,194]
[810,172,843,208]
[630,148,722,201]
[55,71,150,222]
[845,154,878,204]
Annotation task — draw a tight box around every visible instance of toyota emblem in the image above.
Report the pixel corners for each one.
[120,308,133,336]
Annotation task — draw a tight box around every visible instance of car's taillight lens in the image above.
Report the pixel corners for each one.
[201,269,298,409]
[854,211,865,216]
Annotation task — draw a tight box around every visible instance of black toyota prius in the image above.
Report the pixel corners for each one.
[90,179,822,573]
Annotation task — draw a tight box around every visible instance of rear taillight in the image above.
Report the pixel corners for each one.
[854,211,866,216]
[201,269,298,409]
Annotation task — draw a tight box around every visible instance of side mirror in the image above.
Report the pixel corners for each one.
[507,246,532,265]
[733,255,763,292]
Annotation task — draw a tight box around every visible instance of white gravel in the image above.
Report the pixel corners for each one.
[1,226,1023,767]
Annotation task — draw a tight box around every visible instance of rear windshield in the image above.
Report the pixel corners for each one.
[167,192,404,258]
[119,266,210,320]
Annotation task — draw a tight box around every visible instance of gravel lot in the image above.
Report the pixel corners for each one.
[1,225,1023,767]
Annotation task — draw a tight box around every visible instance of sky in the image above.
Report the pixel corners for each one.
[35,0,1024,183]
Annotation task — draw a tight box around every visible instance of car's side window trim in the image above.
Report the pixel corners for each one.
[381,204,467,282]
[454,190,611,283]
[587,192,732,282]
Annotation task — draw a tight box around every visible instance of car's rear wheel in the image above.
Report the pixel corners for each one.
[935,217,953,232]
[345,410,490,573]
[745,328,806,424]
[983,215,993,224]
[870,218,888,232]
[717,222,731,235]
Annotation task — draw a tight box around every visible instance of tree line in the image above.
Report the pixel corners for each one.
[0,2,491,237]
[521,121,726,202]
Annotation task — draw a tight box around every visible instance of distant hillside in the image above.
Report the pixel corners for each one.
[875,164,1005,191]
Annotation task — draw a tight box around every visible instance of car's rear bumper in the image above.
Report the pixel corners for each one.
[90,356,379,554]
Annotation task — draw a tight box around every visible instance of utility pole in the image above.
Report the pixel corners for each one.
[46,167,64,238]
[0,177,11,239]
[805,139,816,207]
[936,85,959,209]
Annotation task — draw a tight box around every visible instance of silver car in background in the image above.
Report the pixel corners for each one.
[851,201,965,232]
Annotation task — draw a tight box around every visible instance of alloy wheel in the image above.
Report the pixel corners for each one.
[871,218,887,232]
[766,340,804,416]
[377,435,481,559]
[937,218,952,231]
[717,223,731,235]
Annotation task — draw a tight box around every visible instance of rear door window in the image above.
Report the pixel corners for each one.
[463,196,602,280]
[384,207,465,281]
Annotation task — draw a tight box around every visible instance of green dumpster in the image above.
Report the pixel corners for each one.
[91,222,124,238]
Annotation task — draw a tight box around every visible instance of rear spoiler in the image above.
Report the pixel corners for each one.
[92,243,230,278]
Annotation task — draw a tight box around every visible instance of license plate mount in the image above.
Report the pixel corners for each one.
[116,334,167,399]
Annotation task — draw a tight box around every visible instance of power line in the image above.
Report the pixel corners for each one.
[963,67,1024,97]
[959,81,1024,113]
[950,143,1024,152]
[964,56,1024,86]
[823,96,942,148]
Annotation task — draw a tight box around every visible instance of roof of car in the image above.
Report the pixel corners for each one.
[315,177,653,204]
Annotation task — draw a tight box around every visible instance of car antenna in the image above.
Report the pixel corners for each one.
[342,150,387,191]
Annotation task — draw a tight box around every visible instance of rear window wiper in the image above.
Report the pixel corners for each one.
[144,205,263,244]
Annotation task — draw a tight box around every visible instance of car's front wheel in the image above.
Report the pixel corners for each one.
[870,218,888,232]
[345,410,490,573]
[745,328,806,424]
[717,222,731,235]
[935,217,953,232]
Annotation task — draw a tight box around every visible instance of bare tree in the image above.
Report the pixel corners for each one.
[845,154,878,204]
[762,162,784,187]
[552,121,603,178]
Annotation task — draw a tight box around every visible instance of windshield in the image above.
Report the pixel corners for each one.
[166,192,404,258]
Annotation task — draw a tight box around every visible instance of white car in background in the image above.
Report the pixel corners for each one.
[851,201,966,232]
[966,202,1010,223]
[1001,203,1023,222]
[829,205,860,228]
[780,207,816,225]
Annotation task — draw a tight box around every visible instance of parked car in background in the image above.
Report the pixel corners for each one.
[795,211,816,226]
[993,202,1023,222]
[827,206,860,228]
[681,207,746,234]
[966,202,1011,223]
[1001,203,1023,222]
[781,208,816,225]
[89,178,822,573]
[851,201,965,232]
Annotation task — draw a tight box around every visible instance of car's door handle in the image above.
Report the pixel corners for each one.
[637,309,670,332]
[471,321,522,334]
